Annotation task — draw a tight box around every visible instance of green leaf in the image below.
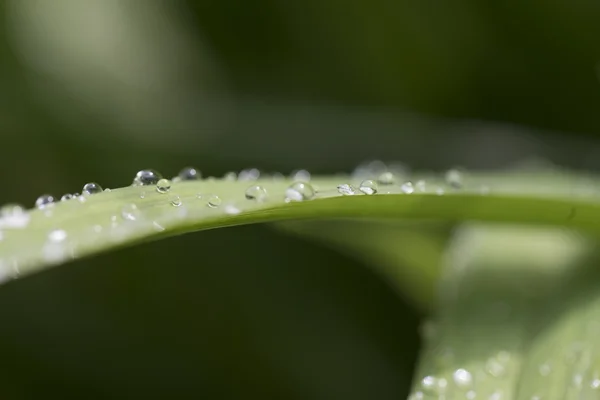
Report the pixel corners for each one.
[408,224,600,399]
[2,170,600,286]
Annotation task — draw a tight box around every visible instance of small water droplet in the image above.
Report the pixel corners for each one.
[591,378,600,390]
[238,168,260,181]
[104,188,111,192]
[291,169,311,181]
[466,390,476,400]
[245,185,268,201]
[445,169,463,189]
[452,368,473,389]
[436,187,445,195]
[420,376,437,393]
[170,196,182,207]
[337,184,356,195]
[285,182,315,202]
[572,373,583,388]
[82,182,103,195]
[60,194,73,201]
[359,180,378,195]
[489,390,503,400]
[207,195,222,208]
[415,180,426,192]
[48,229,67,242]
[121,203,140,221]
[178,166,201,181]
[156,179,171,194]
[377,171,395,185]
[73,192,80,197]
[140,191,146,199]
[401,182,415,194]
[0,204,29,229]
[35,194,55,209]
[133,169,162,186]
[224,171,237,181]
[224,204,241,215]
[485,357,506,378]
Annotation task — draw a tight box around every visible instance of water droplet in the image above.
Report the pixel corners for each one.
[489,390,503,400]
[420,376,437,393]
[140,191,146,199]
[224,204,241,215]
[73,193,80,197]
[132,169,162,186]
[337,184,356,195]
[359,180,378,195]
[121,203,140,221]
[170,196,182,207]
[224,171,237,181]
[591,378,600,390]
[82,182,103,195]
[466,390,476,400]
[436,187,445,195]
[35,194,55,209]
[285,182,315,202]
[572,373,583,388]
[401,182,415,194]
[291,169,311,181]
[104,188,111,192]
[415,180,426,192]
[156,179,171,194]
[178,166,201,181]
[207,195,222,208]
[452,368,473,389]
[485,357,506,378]
[0,204,29,229]
[245,185,268,202]
[377,171,395,185]
[48,229,67,242]
[445,169,463,189]
[238,168,260,181]
[60,194,73,201]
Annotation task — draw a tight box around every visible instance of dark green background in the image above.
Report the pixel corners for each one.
[0,0,599,398]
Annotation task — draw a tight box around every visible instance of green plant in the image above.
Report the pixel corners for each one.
[2,164,600,398]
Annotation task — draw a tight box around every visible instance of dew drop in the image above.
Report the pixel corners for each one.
[104,188,111,192]
[452,368,473,389]
[178,166,201,181]
[285,182,315,202]
[245,185,268,202]
[132,169,162,186]
[420,376,437,393]
[60,194,73,201]
[415,180,426,192]
[48,229,67,242]
[140,191,146,199]
[35,194,55,209]
[291,169,311,181]
[591,378,600,390]
[224,204,241,215]
[445,168,463,189]
[73,193,80,197]
[156,179,171,194]
[82,182,103,195]
[170,196,182,207]
[207,195,222,208]
[359,180,378,195]
[538,363,551,377]
[401,182,415,194]
[238,168,260,181]
[466,390,476,400]
[337,184,356,195]
[436,187,445,195]
[0,204,29,229]
[121,203,140,221]
[377,171,395,185]
[489,390,503,400]
[224,171,237,181]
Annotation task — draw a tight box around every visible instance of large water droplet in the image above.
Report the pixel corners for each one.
[337,184,356,195]
[245,185,268,202]
[452,368,473,389]
[82,182,103,195]
[133,169,162,186]
[121,203,140,221]
[377,171,395,185]
[35,194,55,209]
[445,168,463,189]
[401,182,415,194]
[156,179,171,194]
[178,166,201,181]
[285,182,315,202]
[207,195,222,208]
[359,180,378,195]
